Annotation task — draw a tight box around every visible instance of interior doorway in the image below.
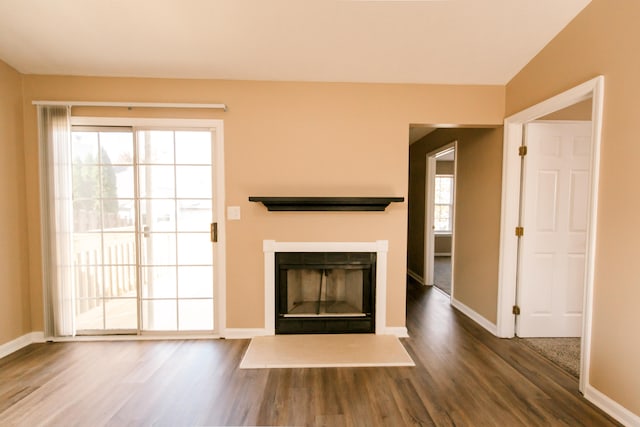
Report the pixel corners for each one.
[424,143,456,296]
[516,120,592,380]
[497,76,605,391]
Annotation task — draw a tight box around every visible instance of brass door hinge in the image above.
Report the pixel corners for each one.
[519,146,528,156]
[512,305,521,315]
[515,226,524,237]
[210,222,218,243]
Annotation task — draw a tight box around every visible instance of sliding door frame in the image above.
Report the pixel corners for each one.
[69,116,226,337]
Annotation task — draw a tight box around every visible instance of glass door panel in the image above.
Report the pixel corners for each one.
[177,199,212,231]
[138,130,215,332]
[179,300,214,330]
[142,300,177,331]
[177,266,214,298]
[71,128,138,332]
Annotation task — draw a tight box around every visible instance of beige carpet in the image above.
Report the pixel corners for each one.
[239,334,415,369]
[520,337,581,378]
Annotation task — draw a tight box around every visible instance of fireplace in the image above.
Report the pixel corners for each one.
[261,240,390,336]
[275,252,375,334]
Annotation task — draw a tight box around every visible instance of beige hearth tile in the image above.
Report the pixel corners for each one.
[240,334,414,369]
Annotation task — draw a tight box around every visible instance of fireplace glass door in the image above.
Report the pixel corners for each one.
[276,252,375,334]
[285,268,365,317]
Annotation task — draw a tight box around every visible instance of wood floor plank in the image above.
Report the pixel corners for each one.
[0,281,623,426]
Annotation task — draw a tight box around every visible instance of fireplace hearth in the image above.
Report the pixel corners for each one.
[275,252,376,334]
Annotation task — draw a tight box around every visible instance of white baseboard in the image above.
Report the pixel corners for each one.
[384,327,409,338]
[51,334,220,342]
[31,331,45,343]
[450,298,498,336]
[0,331,45,359]
[584,384,640,426]
[223,328,271,339]
[407,269,425,285]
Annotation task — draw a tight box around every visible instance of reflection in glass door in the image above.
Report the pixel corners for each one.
[138,130,215,331]
[70,127,216,333]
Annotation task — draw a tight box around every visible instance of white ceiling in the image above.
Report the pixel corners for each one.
[0,0,590,85]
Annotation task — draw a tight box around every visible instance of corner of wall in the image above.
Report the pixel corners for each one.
[450,297,498,336]
[0,331,44,360]
[0,60,33,345]
[18,68,33,336]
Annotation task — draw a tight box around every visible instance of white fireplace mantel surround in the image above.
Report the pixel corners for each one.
[252,240,407,338]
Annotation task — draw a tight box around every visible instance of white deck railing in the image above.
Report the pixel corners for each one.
[73,227,137,316]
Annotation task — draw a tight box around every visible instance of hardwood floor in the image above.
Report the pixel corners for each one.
[0,281,620,426]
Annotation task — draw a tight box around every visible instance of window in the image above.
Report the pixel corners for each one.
[434,175,454,233]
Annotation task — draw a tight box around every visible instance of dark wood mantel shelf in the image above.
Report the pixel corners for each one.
[248,196,404,212]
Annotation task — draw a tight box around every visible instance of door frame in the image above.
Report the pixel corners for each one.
[70,116,227,336]
[424,142,457,288]
[496,76,604,393]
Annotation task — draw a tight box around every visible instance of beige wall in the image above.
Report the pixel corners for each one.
[453,128,503,323]
[539,98,592,121]
[407,128,503,323]
[0,60,30,345]
[506,0,640,415]
[19,76,504,332]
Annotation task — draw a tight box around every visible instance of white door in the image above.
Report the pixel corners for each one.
[517,122,592,337]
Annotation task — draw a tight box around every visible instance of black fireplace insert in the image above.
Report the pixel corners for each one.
[275,252,376,334]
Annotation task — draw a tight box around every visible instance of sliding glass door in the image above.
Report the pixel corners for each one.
[70,127,216,334]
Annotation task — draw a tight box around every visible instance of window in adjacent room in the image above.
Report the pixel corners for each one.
[433,174,454,233]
